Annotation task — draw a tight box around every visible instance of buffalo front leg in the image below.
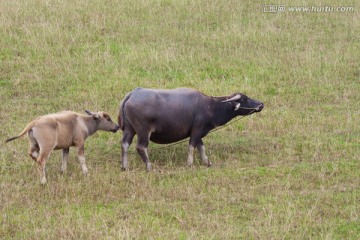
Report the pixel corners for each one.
[61,148,69,173]
[197,140,212,167]
[187,129,203,166]
[76,144,88,175]
[187,145,195,166]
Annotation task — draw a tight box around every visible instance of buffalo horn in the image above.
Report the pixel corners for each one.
[222,94,241,103]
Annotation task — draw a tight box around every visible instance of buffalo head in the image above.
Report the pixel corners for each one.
[222,93,264,115]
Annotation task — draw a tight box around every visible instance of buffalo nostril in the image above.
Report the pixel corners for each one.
[257,103,264,111]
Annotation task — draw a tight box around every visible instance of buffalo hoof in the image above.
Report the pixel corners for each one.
[146,163,152,172]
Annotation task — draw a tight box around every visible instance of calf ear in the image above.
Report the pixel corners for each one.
[85,110,92,115]
[92,114,100,120]
[85,110,100,120]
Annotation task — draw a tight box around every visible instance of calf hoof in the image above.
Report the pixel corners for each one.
[121,167,128,171]
[207,161,213,167]
[81,164,89,175]
[40,177,47,185]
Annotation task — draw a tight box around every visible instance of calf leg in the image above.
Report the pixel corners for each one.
[76,144,88,175]
[32,127,55,184]
[28,130,39,161]
[136,133,151,171]
[61,148,69,172]
[121,129,135,171]
[29,144,40,161]
[37,149,51,185]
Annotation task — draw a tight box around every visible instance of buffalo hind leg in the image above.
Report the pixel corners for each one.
[61,148,69,173]
[136,133,151,171]
[121,129,135,171]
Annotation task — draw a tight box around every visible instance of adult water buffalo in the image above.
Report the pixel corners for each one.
[118,87,264,171]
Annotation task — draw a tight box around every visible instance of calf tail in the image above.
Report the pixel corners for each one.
[5,121,35,143]
[118,90,133,130]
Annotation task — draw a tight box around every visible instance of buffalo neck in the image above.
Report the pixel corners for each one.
[210,97,238,127]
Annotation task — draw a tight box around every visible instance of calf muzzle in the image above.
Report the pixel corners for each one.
[111,125,120,133]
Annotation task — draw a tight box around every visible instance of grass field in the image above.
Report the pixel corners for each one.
[1,0,359,239]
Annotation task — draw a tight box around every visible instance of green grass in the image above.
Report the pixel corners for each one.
[1,0,359,239]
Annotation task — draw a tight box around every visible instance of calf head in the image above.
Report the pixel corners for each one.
[222,93,264,115]
[85,110,120,133]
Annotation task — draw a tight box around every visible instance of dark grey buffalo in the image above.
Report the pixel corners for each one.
[118,87,264,171]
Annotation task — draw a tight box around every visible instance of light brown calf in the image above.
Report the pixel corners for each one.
[5,110,119,184]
